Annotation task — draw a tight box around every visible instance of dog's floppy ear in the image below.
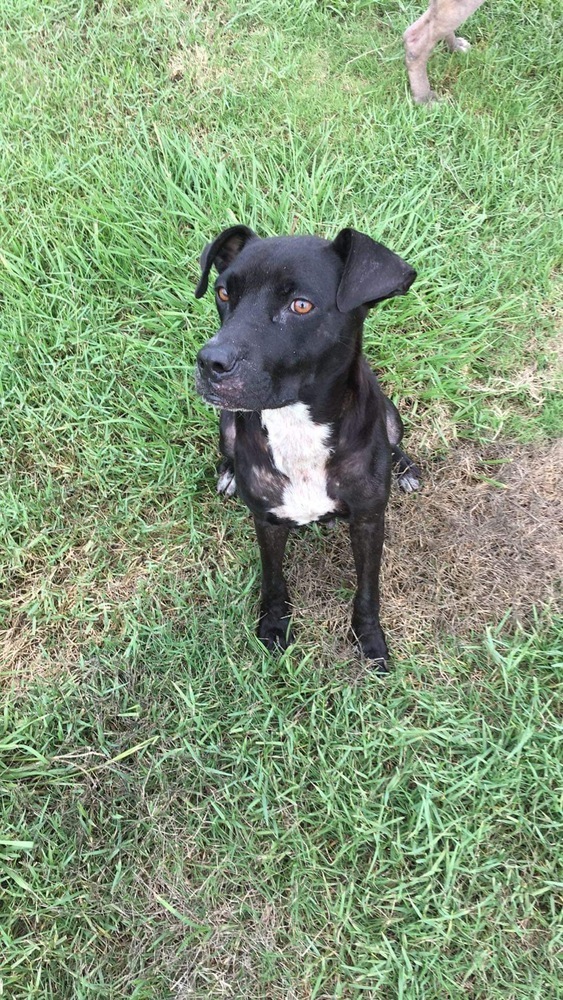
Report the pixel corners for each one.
[332,228,416,312]
[195,225,258,299]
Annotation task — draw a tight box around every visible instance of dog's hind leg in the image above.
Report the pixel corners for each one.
[384,395,404,447]
[384,397,421,493]
[403,0,485,104]
[217,410,237,496]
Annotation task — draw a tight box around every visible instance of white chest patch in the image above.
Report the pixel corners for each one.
[261,403,336,526]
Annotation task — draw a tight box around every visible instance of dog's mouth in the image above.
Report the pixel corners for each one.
[195,368,246,408]
[196,382,226,408]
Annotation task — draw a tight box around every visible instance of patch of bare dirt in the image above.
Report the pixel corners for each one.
[288,439,563,654]
[168,44,212,84]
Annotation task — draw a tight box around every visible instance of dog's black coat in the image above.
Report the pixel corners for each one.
[195,226,419,668]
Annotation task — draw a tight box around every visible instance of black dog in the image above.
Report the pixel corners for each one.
[195,226,419,669]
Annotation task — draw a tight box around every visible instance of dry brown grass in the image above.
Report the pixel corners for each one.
[3,440,561,680]
[288,438,563,657]
[0,546,156,681]
[168,44,215,85]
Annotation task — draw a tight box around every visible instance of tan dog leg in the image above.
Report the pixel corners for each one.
[404,0,485,104]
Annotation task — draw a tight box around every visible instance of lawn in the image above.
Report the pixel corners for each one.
[1,1,562,996]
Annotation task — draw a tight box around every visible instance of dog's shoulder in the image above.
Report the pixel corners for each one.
[327,359,391,507]
[337,358,388,444]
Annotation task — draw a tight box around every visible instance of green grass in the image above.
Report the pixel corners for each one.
[2,618,563,997]
[1,0,562,996]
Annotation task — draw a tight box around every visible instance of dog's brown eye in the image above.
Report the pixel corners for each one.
[290,298,314,315]
[217,287,229,303]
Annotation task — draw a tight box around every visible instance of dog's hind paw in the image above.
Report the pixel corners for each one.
[392,447,421,494]
[397,466,421,494]
[448,35,472,54]
[217,461,237,497]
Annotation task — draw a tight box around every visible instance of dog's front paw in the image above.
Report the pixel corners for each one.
[349,624,389,672]
[257,608,294,652]
[217,459,237,497]
[413,88,438,105]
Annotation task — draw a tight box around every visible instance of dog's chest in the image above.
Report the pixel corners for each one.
[260,403,337,526]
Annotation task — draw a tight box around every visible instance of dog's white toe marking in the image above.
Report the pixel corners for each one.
[397,470,420,494]
[261,403,336,526]
[217,468,237,496]
[452,35,471,53]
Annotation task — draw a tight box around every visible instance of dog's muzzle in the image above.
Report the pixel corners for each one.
[195,339,292,410]
[195,342,244,407]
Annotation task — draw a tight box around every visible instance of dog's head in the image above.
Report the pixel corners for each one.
[194,226,415,411]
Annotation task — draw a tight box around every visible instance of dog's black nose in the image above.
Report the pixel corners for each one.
[197,343,239,377]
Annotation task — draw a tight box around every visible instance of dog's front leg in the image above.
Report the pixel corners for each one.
[348,514,389,669]
[254,518,293,651]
